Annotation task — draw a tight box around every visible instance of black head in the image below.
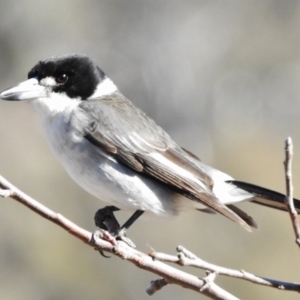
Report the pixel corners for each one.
[28,54,106,99]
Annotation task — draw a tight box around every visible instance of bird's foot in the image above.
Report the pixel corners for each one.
[114,228,136,248]
[94,206,120,232]
[94,206,136,248]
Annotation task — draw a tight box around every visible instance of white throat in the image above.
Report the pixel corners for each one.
[31,92,81,121]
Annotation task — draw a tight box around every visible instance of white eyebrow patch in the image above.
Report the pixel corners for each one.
[40,77,57,87]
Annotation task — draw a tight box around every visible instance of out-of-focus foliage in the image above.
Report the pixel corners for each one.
[0,1,300,299]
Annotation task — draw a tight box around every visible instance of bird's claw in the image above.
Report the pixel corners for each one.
[94,206,136,250]
[114,228,136,248]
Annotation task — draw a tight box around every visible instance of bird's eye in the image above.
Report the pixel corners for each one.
[55,73,68,84]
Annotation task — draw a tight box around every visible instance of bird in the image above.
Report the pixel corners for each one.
[1,54,299,239]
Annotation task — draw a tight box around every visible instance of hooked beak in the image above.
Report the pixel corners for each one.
[0,78,46,101]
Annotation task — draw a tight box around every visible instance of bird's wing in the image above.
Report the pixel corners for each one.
[73,94,252,231]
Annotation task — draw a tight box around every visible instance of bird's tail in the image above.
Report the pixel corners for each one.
[227,180,300,213]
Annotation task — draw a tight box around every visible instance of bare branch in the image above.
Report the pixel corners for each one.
[0,174,93,245]
[0,173,239,300]
[151,246,300,292]
[283,137,300,248]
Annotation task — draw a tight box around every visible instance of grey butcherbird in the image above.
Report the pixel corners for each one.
[1,54,299,241]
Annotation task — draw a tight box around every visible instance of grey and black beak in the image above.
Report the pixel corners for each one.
[0,78,46,101]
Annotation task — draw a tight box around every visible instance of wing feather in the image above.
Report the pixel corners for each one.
[76,95,252,231]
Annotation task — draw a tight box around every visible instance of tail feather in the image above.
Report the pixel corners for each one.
[197,204,258,229]
[226,204,258,229]
[227,180,300,213]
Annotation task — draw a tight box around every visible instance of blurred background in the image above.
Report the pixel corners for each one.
[0,1,300,299]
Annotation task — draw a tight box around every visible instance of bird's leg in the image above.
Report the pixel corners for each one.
[94,206,121,258]
[94,207,144,248]
[120,210,144,232]
[115,210,144,247]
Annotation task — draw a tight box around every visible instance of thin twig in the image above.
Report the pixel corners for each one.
[150,246,300,292]
[283,137,300,248]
